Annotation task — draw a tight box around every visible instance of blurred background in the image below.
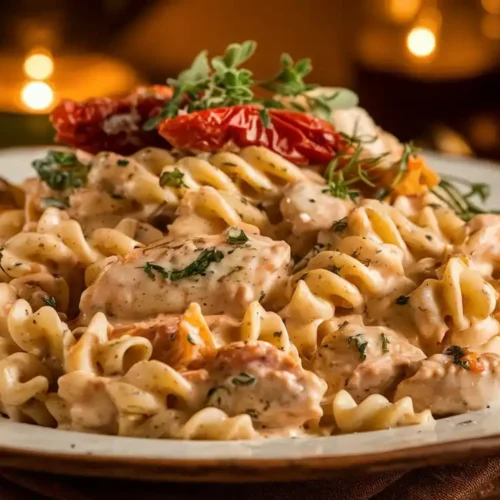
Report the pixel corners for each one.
[0,0,499,160]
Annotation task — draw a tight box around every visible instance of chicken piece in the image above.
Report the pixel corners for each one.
[79,228,291,323]
[87,152,165,206]
[395,351,500,415]
[280,181,354,236]
[66,188,139,235]
[185,341,326,428]
[310,321,425,406]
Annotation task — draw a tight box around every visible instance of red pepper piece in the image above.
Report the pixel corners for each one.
[50,86,173,155]
[158,105,341,165]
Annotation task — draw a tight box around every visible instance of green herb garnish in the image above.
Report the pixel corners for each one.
[273,331,282,338]
[159,168,187,188]
[226,227,249,244]
[144,41,257,130]
[143,41,355,130]
[331,217,348,232]
[142,249,224,282]
[232,372,256,386]
[206,386,230,399]
[43,296,57,309]
[390,142,420,188]
[395,295,409,305]
[445,345,470,370]
[322,145,382,200]
[259,108,271,128]
[431,176,500,222]
[32,150,89,191]
[142,262,170,281]
[187,334,197,345]
[117,159,129,167]
[380,333,390,353]
[170,249,224,281]
[348,334,368,361]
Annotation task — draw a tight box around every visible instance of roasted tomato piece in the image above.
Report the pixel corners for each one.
[158,105,341,165]
[50,86,173,155]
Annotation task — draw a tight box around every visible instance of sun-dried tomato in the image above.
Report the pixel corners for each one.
[158,105,341,165]
[50,86,173,155]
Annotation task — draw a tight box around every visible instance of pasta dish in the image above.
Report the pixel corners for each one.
[0,41,498,440]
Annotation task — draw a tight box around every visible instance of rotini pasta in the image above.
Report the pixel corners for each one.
[409,257,500,354]
[332,390,434,433]
[2,43,500,442]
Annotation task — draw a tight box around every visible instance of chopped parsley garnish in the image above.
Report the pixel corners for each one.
[445,345,470,370]
[331,217,348,232]
[142,249,224,282]
[142,262,170,281]
[348,334,368,361]
[159,168,187,188]
[232,372,256,386]
[186,334,196,345]
[41,197,68,209]
[226,227,249,244]
[170,249,224,281]
[380,333,390,353]
[206,386,230,401]
[116,159,129,167]
[32,150,89,191]
[43,296,57,309]
[273,331,282,338]
[395,295,409,305]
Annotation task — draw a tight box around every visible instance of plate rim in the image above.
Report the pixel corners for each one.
[0,428,499,482]
[0,148,499,481]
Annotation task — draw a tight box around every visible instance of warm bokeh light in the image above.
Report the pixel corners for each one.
[482,13,500,39]
[385,0,421,23]
[482,0,500,14]
[20,81,54,111]
[406,27,436,58]
[23,52,54,80]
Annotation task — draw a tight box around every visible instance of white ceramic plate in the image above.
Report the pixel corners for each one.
[0,147,499,482]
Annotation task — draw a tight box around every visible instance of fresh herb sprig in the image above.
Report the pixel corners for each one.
[431,175,500,222]
[144,41,257,130]
[389,142,420,188]
[322,146,382,200]
[144,41,356,130]
[32,151,89,191]
[142,248,224,282]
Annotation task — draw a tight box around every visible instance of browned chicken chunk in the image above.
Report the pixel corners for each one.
[185,341,326,428]
[79,228,291,322]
